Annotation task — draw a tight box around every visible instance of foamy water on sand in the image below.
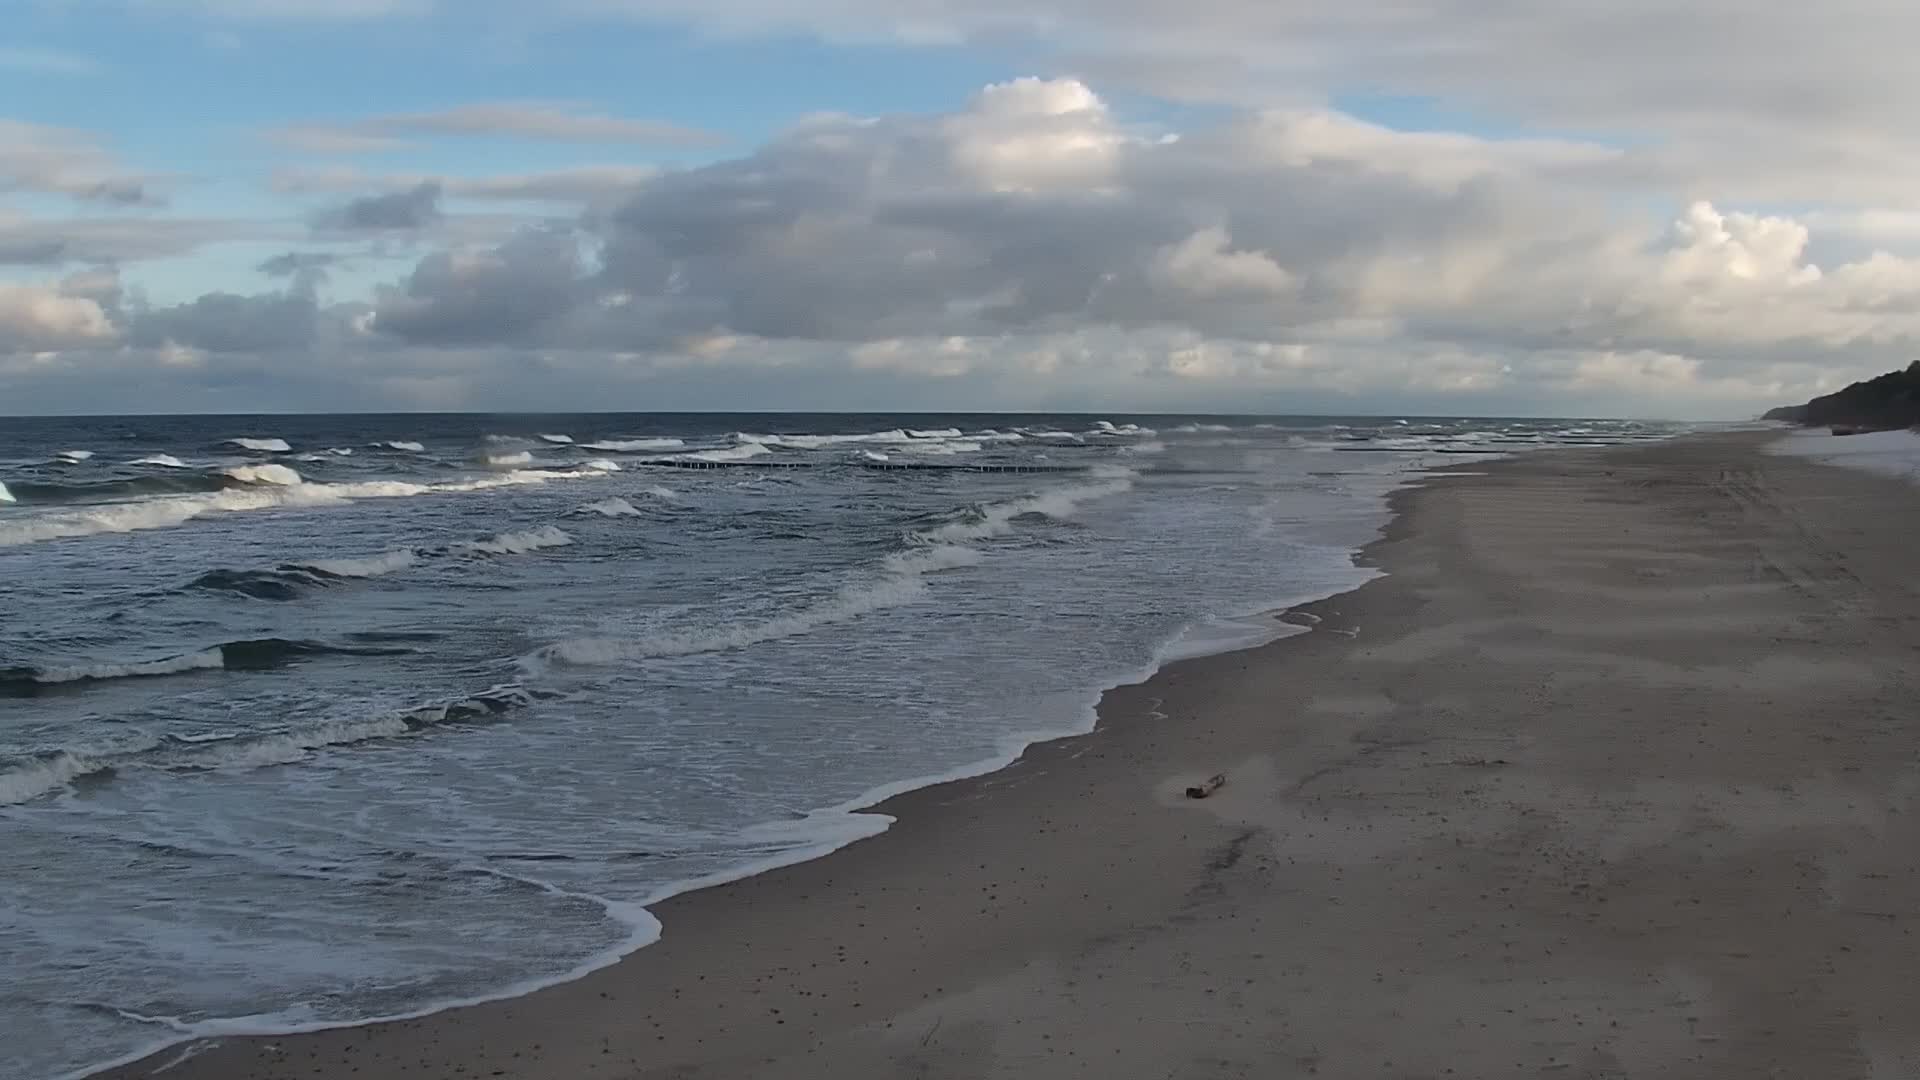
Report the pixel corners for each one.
[0,413,1683,1079]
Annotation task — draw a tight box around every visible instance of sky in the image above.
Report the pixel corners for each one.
[5,2,1920,417]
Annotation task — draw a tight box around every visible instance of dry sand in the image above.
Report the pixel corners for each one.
[103,431,1920,1079]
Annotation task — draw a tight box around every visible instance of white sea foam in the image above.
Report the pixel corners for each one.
[901,440,983,455]
[328,447,353,456]
[906,427,963,439]
[538,434,574,445]
[56,449,95,461]
[584,438,685,452]
[1124,440,1168,455]
[578,498,643,518]
[223,464,304,486]
[295,550,418,578]
[457,525,575,555]
[859,450,891,463]
[226,438,291,453]
[131,454,188,468]
[1088,421,1155,437]
[679,444,772,463]
[1172,423,1231,434]
[485,451,535,468]
[0,751,113,806]
[579,458,622,473]
[380,441,427,453]
[0,481,13,504]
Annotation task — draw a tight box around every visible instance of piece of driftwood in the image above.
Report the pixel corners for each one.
[1185,774,1227,799]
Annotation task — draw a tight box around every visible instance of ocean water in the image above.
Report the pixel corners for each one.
[0,413,1683,1079]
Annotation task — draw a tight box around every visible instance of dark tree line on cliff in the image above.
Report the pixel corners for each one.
[1765,361,1920,429]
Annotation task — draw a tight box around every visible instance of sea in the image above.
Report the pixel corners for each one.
[0,412,1687,1079]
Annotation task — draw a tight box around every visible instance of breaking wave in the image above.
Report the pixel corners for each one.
[0,638,410,697]
[484,452,534,468]
[379,441,427,453]
[531,474,1128,667]
[0,464,616,548]
[923,471,1135,544]
[583,438,684,452]
[226,438,292,453]
[223,464,303,486]
[0,474,232,504]
[538,434,574,445]
[298,550,419,578]
[455,526,574,555]
[577,498,643,518]
[56,449,94,462]
[678,444,772,463]
[532,544,981,666]
[0,684,543,804]
[131,454,188,469]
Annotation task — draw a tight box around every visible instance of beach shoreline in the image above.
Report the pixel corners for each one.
[100,429,1920,1079]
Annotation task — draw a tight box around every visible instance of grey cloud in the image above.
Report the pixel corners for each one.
[127,289,324,353]
[257,251,339,277]
[273,165,659,205]
[371,226,589,344]
[0,237,69,265]
[0,120,166,206]
[316,181,443,231]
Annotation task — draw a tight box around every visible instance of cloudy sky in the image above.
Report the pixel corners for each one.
[4,2,1918,417]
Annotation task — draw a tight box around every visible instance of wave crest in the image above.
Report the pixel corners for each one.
[456,526,574,555]
[533,475,1131,665]
[223,464,303,486]
[0,638,410,696]
[0,684,544,804]
[577,498,643,518]
[583,438,684,452]
[226,437,291,453]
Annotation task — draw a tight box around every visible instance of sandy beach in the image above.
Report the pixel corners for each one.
[100,430,1920,1080]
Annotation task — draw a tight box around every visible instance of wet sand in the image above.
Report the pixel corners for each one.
[103,431,1920,1079]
